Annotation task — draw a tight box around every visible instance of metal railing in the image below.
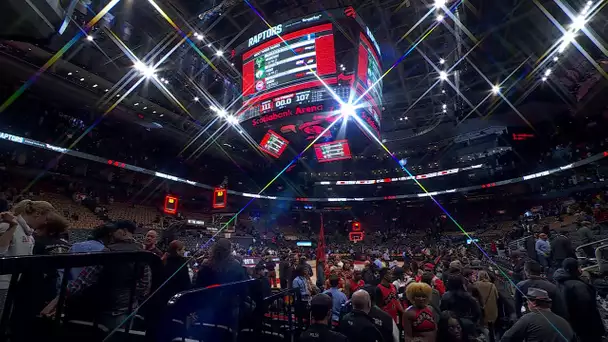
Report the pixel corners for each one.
[163,280,302,342]
[0,251,162,342]
[575,237,608,257]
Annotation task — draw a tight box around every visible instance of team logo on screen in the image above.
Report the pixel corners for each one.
[255,80,266,91]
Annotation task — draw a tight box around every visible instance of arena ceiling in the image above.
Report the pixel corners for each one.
[1,0,607,171]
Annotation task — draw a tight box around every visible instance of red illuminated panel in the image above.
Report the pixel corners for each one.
[314,140,352,163]
[213,188,227,209]
[164,195,178,214]
[357,44,368,83]
[243,23,332,60]
[315,34,336,76]
[242,60,255,96]
[512,133,535,141]
[360,33,381,68]
[244,78,337,107]
[259,130,289,158]
[349,231,364,242]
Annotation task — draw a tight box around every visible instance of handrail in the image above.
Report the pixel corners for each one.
[0,251,162,275]
[167,279,256,311]
[575,237,608,252]
[263,288,297,303]
[0,251,163,342]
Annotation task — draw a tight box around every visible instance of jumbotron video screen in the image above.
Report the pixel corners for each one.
[235,8,383,162]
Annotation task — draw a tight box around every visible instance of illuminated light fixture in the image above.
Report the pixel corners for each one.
[544,69,552,77]
[542,76,548,82]
[68,72,72,76]
[116,94,120,97]
[558,32,576,53]
[86,35,94,41]
[571,15,587,31]
[160,77,166,82]
[215,50,223,56]
[442,103,447,109]
[436,14,444,22]
[553,56,559,62]
[491,85,500,94]
[160,114,164,117]
[340,103,356,118]
[218,109,228,118]
[79,78,84,81]
[194,97,199,102]
[134,103,139,106]
[226,115,238,125]
[434,0,446,8]
[439,71,448,81]
[92,84,98,88]
[439,58,445,64]
[443,108,447,113]
[153,110,157,114]
[207,44,212,47]
[163,80,169,84]
[134,61,156,78]
[143,106,148,110]
[441,89,446,93]
[194,32,204,41]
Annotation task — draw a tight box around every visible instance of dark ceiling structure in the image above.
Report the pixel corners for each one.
[1,0,607,176]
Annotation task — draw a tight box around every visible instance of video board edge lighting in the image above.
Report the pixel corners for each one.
[315,164,484,186]
[0,130,603,202]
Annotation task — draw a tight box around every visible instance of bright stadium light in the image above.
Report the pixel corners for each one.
[491,85,501,94]
[571,15,587,31]
[340,103,356,118]
[134,61,156,78]
[86,35,94,41]
[439,71,448,81]
[436,14,444,22]
[218,109,228,118]
[194,33,204,41]
[434,0,446,8]
[226,115,238,125]
[194,97,199,102]
[542,76,548,82]
[439,58,445,65]
[544,69,552,77]
[215,50,224,57]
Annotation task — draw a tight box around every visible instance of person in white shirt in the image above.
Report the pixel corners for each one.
[0,200,58,313]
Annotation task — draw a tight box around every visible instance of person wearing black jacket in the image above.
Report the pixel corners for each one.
[550,232,576,269]
[300,294,348,342]
[158,240,191,306]
[514,261,566,318]
[362,285,399,342]
[525,234,538,262]
[339,290,385,342]
[195,238,247,288]
[553,258,605,342]
[440,274,481,338]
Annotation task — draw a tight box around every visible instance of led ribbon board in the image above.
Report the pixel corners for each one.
[1,131,604,202]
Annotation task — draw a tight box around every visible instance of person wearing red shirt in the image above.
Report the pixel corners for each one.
[345,270,364,298]
[375,267,403,323]
[415,263,446,296]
